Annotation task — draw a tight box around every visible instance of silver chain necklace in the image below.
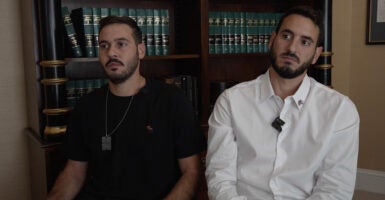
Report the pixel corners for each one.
[102,87,134,151]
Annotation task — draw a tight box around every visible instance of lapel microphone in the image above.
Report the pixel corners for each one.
[272,116,285,132]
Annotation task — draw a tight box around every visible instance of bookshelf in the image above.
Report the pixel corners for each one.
[26,0,332,199]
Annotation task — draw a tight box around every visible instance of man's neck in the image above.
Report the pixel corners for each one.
[269,68,306,100]
[109,75,146,97]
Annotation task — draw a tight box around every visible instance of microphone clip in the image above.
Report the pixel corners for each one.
[272,116,285,132]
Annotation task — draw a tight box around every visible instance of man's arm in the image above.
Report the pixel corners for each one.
[205,92,247,200]
[47,160,88,200]
[308,98,360,200]
[164,154,201,200]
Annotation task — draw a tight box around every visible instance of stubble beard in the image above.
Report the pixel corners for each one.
[269,43,314,79]
[104,51,140,84]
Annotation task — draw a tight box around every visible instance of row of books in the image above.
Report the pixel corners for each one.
[66,76,199,116]
[62,6,170,58]
[66,78,108,107]
[209,12,283,54]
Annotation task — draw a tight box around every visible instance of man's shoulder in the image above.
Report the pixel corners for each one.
[309,78,357,110]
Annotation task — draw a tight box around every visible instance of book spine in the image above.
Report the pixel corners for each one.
[246,12,253,53]
[128,8,137,22]
[118,8,127,17]
[228,12,235,54]
[263,13,269,53]
[221,11,229,54]
[145,9,155,56]
[208,12,215,54]
[72,7,95,57]
[161,9,170,55]
[253,13,260,53]
[136,9,147,44]
[258,13,264,53]
[66,80,77,107]
[109,8,119,16]
[61,6,83,57]
[234,12,241,53]
[214,12,222,54]
[100,8,110,19]
[92,7,101,56]
[240,12,246,53]
[153,9,162,55]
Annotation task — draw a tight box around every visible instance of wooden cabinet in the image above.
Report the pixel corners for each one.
[26,0,332,199]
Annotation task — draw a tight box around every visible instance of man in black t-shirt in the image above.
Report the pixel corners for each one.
[47,16,205,200]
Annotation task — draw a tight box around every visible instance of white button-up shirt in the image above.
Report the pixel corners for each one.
[206,70,359,200]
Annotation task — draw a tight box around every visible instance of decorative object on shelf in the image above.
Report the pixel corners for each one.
[366,0,385,44]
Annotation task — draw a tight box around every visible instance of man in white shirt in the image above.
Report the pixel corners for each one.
[206,6,359,200]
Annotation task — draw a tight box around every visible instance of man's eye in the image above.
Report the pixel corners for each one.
[99,43,108,49]
[117,42,127,48]
[302,40,311,46]
[282,34,291,40]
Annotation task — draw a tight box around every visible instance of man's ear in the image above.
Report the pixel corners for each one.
[312,46,323,64]
[138,43,146,59]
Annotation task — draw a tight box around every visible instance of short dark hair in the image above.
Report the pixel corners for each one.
[99,16,142,44]
[276,6,324,47]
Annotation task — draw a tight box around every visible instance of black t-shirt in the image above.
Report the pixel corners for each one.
[62,79,206,199]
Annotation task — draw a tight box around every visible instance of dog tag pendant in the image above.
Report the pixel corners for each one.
[101,135,111,151]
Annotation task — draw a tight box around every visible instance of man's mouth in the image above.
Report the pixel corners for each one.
[106,59,124,68]
[281,53,299,63]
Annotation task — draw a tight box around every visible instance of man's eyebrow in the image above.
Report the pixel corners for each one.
[114,37,129,42]
[98,37,129,44]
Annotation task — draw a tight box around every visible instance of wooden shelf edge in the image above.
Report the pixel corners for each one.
[65,54,200,62]
[208,53,268,58]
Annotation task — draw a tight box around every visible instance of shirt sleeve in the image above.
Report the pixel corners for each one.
[205,92,247,200]
[307,97,360,200]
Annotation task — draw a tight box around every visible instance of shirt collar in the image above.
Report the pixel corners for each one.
[259,69,310,109]
[260,69,275,102]
[292,75,310,109]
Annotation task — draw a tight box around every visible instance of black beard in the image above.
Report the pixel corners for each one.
[108,63,138,84]
[269,49,313,79]
[104,54,139,84]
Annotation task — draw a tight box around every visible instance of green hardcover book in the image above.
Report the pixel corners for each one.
[214,12,222,54]
[246,12,253,53]
[85,79,95,94]
[66,80,77,107]
[161,9,170,55]
[257,13,265,52]
[240,12,247,53]
[128,8,137,22]
[234,12,241,53]
[145,9,155,56]
[136,9,147,45]
[227,12,235,54]
[92,7,101,56]
[61,6,83,57]
[100,8,109,19]
[153,9,162,55]
[109,8,119,16]
[253,13,260,53]
[75,80,87,101]
[221,11,229,54]
[71,7,95,57]
[119,8,127,17]
[208,12,215,54]
[263,13,270,53]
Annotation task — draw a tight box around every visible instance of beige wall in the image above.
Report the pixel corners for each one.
[333,1,385,171]
[0,0,31,199]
